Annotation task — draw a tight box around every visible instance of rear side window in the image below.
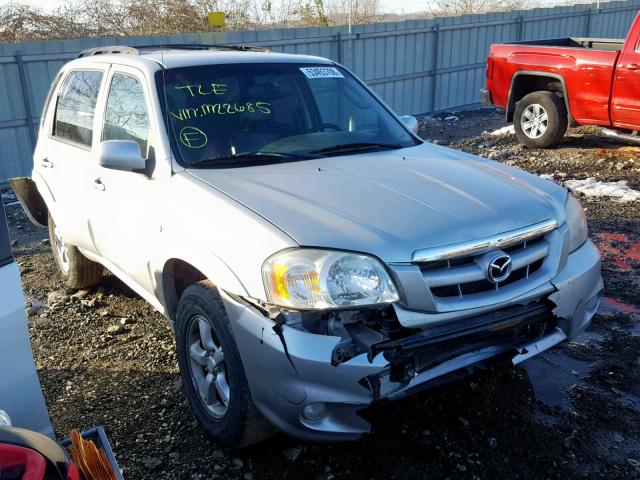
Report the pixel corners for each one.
[53,70,103,147]
[102,73,150,156]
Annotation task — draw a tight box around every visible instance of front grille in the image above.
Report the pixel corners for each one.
[419,235,549,299]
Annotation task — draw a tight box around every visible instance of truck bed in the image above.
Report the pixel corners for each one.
[488,42,621,126]
[509,37,625,51]
[487,10,640,132]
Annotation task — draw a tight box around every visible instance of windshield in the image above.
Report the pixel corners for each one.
[158,63,419,168]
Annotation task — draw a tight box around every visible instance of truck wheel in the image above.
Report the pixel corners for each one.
[48,213,103,289]
[514,91,568,148]
[175,280,277,448]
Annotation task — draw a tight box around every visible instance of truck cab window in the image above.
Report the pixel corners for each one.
[102,73,150,156]
[53,70,103,147]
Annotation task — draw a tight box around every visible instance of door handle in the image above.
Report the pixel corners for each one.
[626,63,640,71]
[93,178,105,191]
[40,158,53,168]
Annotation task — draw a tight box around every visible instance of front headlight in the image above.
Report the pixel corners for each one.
[565,193,588,252]
[262,249,399,309]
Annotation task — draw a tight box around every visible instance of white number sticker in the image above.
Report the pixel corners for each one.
[300,67,344,79]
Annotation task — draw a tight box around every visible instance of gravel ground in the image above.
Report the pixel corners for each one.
[3,108,640,479]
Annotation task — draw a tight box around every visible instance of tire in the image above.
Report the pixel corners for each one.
[175,280,277,448]
[514,91,568,148]
[48,213,103,289]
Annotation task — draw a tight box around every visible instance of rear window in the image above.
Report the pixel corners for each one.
[0,203,12,267]
[53,70,103,147]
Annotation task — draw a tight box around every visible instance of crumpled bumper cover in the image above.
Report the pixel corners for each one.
[548,240,603,338]
[221,240,602,441]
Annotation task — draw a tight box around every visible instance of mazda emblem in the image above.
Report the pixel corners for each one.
[487,254,512,283]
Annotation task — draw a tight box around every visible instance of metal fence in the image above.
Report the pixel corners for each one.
[1,0,639,184]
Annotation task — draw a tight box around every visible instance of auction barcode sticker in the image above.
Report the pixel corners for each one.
[300,67,344,79]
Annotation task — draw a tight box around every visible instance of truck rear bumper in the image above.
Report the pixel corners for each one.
[221,240,602,442]
[480,88,493,105]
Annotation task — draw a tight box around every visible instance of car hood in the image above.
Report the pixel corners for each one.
[187,142,566,263]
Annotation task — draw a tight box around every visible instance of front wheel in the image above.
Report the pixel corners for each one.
[175,280,276,448]
[48,214,103,289]
[514,91,568,148]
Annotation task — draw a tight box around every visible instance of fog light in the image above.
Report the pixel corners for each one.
[302,402,329,421]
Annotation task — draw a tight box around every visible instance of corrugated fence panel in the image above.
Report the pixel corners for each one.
[1,0,639,182]
[590,1,640,37]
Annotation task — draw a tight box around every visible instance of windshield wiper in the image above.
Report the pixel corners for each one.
[309,142,403,156]
[188,151,316,168]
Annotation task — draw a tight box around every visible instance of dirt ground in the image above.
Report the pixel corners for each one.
[3,108,640,479]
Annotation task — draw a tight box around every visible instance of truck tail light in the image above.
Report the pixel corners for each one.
[486,54,494,80]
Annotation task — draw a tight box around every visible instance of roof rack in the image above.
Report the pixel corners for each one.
[76,46,140,58]
[76,43,269,58]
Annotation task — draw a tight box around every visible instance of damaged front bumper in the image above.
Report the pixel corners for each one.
[221,240,602,441]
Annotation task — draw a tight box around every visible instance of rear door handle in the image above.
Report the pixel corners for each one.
[93,178,105,191]
[40,158,53,168]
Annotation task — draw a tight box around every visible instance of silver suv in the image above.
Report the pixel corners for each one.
[12,44,603,447]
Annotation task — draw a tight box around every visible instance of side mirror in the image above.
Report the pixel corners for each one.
[400,115,419,134]
[98,140,145,172]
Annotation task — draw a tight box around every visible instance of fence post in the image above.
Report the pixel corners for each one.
[15,51,36,150]
[430,23,440,113]
[337,31,342,64]
[585,7,592,37]
[518,15,525,40]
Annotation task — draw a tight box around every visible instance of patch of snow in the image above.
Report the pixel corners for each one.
[488,125,515,136]
[564,177,640,203]
[444,115,459,122]
[539,174,555,181]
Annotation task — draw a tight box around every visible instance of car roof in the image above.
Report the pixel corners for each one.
[67,47,335,72]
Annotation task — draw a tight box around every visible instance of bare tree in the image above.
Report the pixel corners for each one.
[0,1,85,43]
[326,0,381,26]
[429,0,529,15]
[0,0,403,43]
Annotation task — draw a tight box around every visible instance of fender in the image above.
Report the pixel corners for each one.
[152,248,251,321]
[7,177,48,227]
[506,71,573,123]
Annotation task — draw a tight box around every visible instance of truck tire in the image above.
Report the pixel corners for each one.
[175,280,277,448]
[514,91,568,148]
[48,213,103,289]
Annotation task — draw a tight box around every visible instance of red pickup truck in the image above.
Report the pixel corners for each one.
[483,11,640,148]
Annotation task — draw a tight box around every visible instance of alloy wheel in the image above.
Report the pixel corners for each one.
[53,225,70,273]
[186,314,230,418]
[521,103,549,139]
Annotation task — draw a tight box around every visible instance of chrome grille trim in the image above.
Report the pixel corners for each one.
[411,219,558,264]
[422,240,549,288]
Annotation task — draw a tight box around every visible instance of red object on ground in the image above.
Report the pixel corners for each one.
[0,443,80,480]
[485,11,640,131]
[0,444,46,480]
